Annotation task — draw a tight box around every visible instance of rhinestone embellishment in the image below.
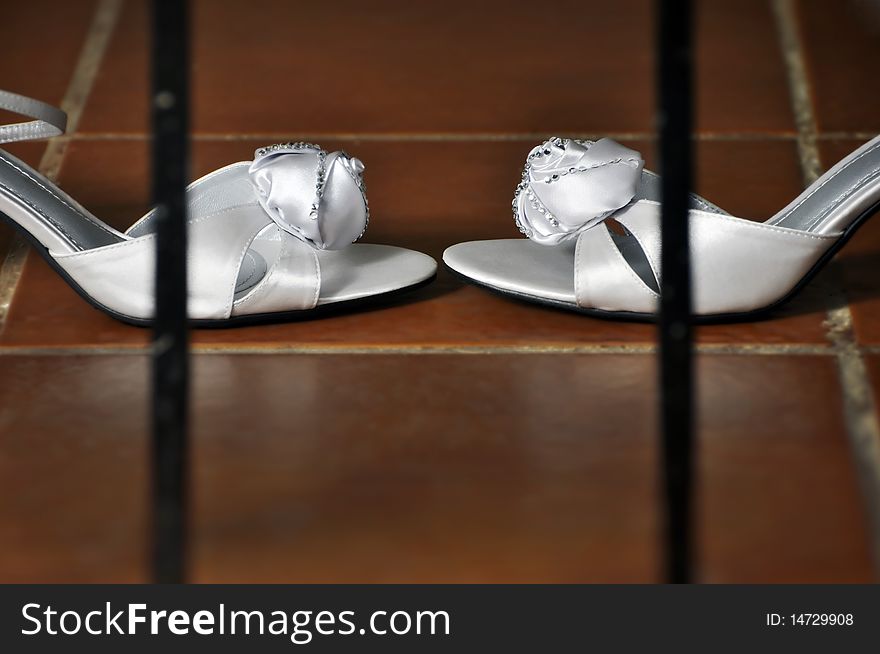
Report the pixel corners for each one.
[254,141,322,158]
[513,137,568,236]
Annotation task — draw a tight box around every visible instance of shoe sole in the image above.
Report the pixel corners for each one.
[1,210,436,328]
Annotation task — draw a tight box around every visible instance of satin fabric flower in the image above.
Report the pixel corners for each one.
[249,145,368,250]
[514,137,644,245]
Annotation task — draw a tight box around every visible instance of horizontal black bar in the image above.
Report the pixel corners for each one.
[4,585,878,650]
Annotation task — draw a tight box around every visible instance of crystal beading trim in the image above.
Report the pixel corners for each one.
[512,136,570,236]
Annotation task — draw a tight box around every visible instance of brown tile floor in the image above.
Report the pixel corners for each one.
[799,0,880,133]
[0,0,878,582]
[80,0,793,135]
[0,353,869,583]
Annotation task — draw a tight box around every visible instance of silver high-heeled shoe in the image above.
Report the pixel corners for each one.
[0,90,436,326]
[444,135,880,321]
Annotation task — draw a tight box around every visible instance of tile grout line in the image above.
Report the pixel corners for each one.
[57,131,874,143]
[63,131,783,142]
[0,343,837,356]
[774,0,880,575]
[0,0,125,328]
[773,0,821,183]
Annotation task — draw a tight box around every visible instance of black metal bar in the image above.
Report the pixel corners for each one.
[657,0,695,583]
[150,0,190,584]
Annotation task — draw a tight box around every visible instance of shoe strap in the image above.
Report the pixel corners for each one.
[0,90,67,145]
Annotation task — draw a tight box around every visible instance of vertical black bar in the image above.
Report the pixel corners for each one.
[150,0,190,584]
[657,0,695,583]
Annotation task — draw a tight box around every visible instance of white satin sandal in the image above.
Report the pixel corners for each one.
[444,135,880,321]
[0,91,436,326]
